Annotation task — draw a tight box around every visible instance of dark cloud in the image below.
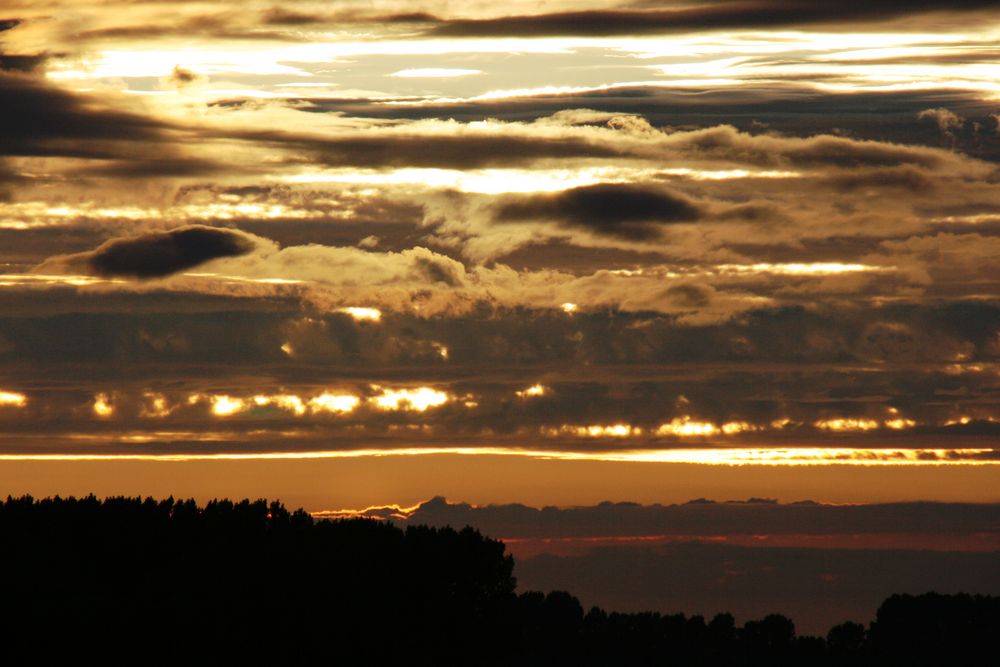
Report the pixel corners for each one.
[0,22,192,175]
[166,65,201,87]
[496,184,702,240]
[259,7,325,26]
[825,166,938,193]
[228,128,628,169]
[0,52,47,72]
[427,1,999,37]
[288,87,1000,162]
[37,225,263,279]
[0,69,220,179]
[70,13,304,43]
[260,8,439,27]
[0,72,164,153]
[3,289,1000,451]
[496,240,672,274]
[664,283,712,307]
[376,496,1000,538]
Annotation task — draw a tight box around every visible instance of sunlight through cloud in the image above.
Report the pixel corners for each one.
[0,391,27,408]
[371,387,450,412]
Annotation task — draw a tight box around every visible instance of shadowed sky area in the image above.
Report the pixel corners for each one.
[1,0,1000,536]
[329,495,1000,634]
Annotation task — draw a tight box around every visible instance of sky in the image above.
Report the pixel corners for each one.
[1,0,999,629]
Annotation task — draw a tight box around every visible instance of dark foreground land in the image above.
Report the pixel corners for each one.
[1,496,996,665]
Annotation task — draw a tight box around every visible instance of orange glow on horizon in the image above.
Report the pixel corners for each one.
[0,446,994,465]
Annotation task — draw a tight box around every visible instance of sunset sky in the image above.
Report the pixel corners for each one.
[1,0,999,628]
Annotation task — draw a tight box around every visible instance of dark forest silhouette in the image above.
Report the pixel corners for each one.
[0,496,996,665]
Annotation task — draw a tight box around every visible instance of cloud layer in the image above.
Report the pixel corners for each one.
[2,4,1000,459]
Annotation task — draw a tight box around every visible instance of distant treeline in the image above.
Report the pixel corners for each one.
[0,496,996,665]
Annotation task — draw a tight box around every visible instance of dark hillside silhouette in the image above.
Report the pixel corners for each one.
[0,495,996,665]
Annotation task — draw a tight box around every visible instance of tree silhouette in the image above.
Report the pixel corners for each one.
[0,495,996,665]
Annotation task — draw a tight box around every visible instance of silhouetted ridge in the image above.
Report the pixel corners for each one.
[0,495,996,666]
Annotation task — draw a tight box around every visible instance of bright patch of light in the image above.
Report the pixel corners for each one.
[0,390,27,408]
[544,424,639,438]
[815,418,881,431]
[371,387,450,412]
[657,417,720,437]
[253,394,307,416]
[49,49,311,80]
[0,201,332,229]
[561,303,578,314]
[516,384,548,398]
[7,447,994,465]
[661,168,801,180]
[720,421,756,435]
[182,273,305,285]
[308,393,361,414]
[210,395,246,417]
[715,263,891,276]
[0,274,124,287]
[391,68,482,78]
[93,393,114,418]
[338,307,382,322]
[46,38,585,81]
[282,167,628,194]
[140,392,171,418]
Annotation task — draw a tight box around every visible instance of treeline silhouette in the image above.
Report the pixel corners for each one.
[0,495,996,665]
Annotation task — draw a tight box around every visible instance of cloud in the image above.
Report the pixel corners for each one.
[293,86,1000,161]
[231,125,628,170]
[496,184,702,240]
[426,1,1000,37]
[0,71,165,154]
[0,52,47,72]
[918,107,966,138]
[354,495,1000,538]
[0,69,219,181]
[36,225,265,279]
[5,283,1000,449]
[165,65,202,88]
[239,113,982,175]
[3,2,1000,460]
